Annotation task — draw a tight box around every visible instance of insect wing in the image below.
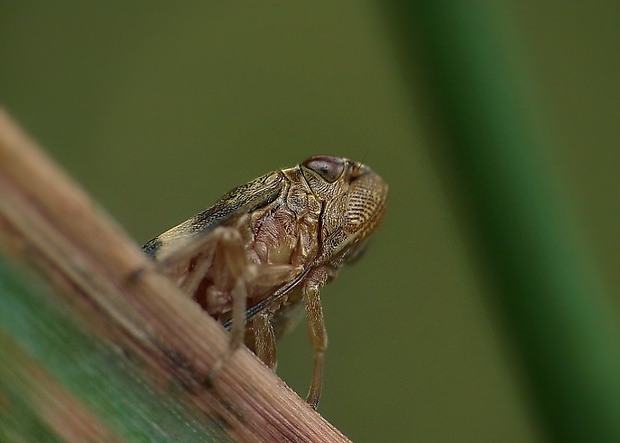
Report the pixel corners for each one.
[143,171,284,263]
[142,170,286,302]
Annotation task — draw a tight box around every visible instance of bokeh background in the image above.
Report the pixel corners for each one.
[1,2,618,442]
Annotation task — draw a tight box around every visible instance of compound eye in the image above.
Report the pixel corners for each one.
[302,156,345,183]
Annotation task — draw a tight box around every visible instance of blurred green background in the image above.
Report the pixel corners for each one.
[1,2,618,442]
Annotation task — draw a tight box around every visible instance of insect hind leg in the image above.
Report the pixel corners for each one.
[185,223,300,391]
[249,312,277,370]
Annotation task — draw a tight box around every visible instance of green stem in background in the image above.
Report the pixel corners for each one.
[386,1,620,441]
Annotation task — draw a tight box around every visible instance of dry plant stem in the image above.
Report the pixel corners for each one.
[0,108,351,443]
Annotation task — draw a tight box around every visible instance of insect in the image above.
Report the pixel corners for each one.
[143,155,388,408]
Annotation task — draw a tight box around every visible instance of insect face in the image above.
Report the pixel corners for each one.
[300,155,388,266]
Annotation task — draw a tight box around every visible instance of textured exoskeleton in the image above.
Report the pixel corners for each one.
[143,155,388,408]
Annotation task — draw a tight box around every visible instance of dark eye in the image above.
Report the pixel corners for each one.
[302,156,345,183]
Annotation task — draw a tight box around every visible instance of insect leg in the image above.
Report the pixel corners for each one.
[206,228,251,383]
[208,248,298,387]
[250,312,277,370]
[179,246,215,297]
[303,283,327,409]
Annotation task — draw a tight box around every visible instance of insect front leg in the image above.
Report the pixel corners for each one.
[303,281,327,409]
